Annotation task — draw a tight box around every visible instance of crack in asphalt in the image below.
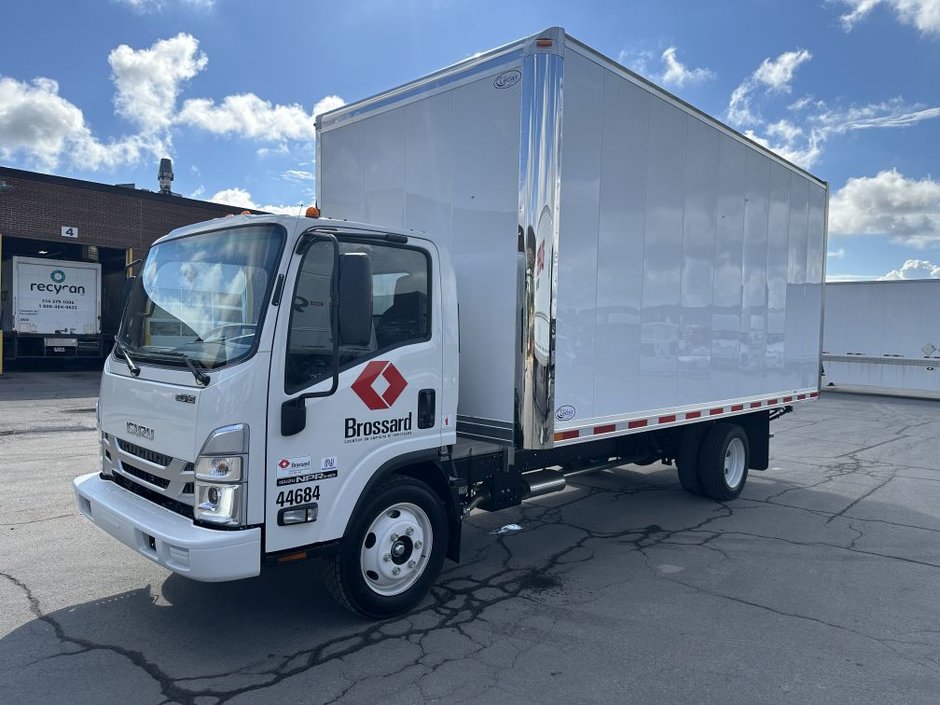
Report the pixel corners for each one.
[5,402,940,703]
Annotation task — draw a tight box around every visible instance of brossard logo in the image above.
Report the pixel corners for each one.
[345,361,412,441]
[31,269,86,295]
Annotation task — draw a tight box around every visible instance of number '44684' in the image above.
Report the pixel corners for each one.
[276,485,320,507]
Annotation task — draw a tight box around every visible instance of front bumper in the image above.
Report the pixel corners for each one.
[73,472,260,582]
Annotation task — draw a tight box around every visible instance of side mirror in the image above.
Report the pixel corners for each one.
[338,253,373,346]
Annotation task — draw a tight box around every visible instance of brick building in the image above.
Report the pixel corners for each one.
[0,164,255,363]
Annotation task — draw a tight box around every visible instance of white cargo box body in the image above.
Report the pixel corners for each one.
[3,256,101,335]
[823,280,940,395]
[318,27,828,449]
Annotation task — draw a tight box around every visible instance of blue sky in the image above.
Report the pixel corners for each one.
[2,0,939,281]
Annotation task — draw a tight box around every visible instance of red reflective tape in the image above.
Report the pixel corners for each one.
[593,424,616,435]
[554,430,579,441]
[767,398,778,405]
[797,394,806,400]
[685,411,701,419]
[810,391,819,398]
[730,404,743,412]
[709,408,724,416]
[658,414,676,424]
[750,401,762,408]
[783,396,793,403]
[628,419,648,429]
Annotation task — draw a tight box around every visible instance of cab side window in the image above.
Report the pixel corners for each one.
[285,240,335,392]
[285,241,431,393]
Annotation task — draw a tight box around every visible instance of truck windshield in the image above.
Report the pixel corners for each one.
[118,224,285,369]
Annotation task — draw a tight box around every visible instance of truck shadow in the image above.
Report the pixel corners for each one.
[3,466,938,704]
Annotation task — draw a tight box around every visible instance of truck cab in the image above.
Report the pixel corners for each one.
[75,213,461,617]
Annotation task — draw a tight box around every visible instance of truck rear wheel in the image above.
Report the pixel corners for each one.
[323,476,447,618]
[698,423,749,501]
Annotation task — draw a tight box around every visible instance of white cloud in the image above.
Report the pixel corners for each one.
[828,248,846,258]
[116,0,215,12]
[313,95,346,119]
[753,50,812,92]
[0,76,155,169]
[744,125,822,169]
[1,33,341,176]
[742,98,940,170]
[617,48,655,77]
[617,46,714,88]
[282,169,315,183]
[838,0,940,34]
[109,33,208,133]
[727,49,812,128]
[880,259,940,279]
[177,93,344,142]
[829,169,940,246]
[210,187,303,215]
[659,47,714,87]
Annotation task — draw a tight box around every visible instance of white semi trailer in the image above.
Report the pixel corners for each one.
[74,27,828,618]
[1,256,103,358]
[823,279,940,395]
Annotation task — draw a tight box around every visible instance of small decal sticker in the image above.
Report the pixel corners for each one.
[276,456,312,479]
[277,470,337,487]
[321,456,337,471]
[555,405,576,421]
[494,69,521,89]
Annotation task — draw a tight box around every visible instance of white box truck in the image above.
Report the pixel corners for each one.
[823,280,940,396]
[74,27,828,618]
[1,255,103,358]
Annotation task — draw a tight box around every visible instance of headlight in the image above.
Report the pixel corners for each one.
[194,424,249,527]
[195,455,242,482]
[195,483,245,526]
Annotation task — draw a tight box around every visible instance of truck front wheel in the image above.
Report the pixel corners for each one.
[697,423,749,501]
[323,476,448,618]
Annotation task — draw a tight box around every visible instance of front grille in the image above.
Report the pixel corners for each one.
[112,473,194,519]
[182,482,194,495]
[121,461,170,489]
[117,438,173,467]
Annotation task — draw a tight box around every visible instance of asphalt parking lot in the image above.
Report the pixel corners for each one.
[2,370,940,705]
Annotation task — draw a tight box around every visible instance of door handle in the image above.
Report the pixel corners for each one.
[418,389,435,429]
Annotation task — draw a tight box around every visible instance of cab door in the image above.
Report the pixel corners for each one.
[265,235,443,553]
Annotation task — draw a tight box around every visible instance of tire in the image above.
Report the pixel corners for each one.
[676,425,706,496]
[323,476,448,619]
[698,423,750,501]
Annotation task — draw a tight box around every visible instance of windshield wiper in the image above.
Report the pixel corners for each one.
[158,351,211,386]
[114,340,140,377]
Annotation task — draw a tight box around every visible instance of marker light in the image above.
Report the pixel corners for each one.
[305,206,320,218]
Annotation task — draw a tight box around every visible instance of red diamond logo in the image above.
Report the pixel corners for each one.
[278,459,290,469]
[352,361,408,410]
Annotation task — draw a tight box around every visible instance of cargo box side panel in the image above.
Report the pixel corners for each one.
[318,72,521,434]
[554,47,825,434]
[822,280,940,395]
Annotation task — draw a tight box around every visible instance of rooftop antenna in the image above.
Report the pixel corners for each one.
[158,158,174,194]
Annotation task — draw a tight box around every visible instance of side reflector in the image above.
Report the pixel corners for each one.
[276,551,308,564]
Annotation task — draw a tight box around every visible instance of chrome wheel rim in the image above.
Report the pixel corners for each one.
[724,437,746,489]
[360,502,432,596]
